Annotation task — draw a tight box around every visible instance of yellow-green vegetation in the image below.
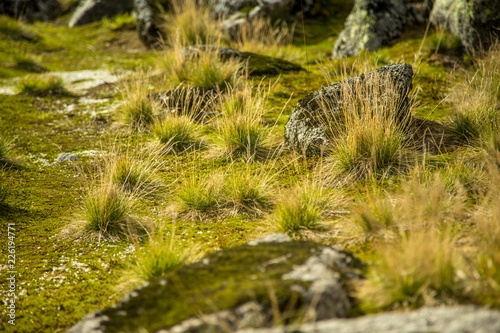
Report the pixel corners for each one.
[16,74,69,96]
[130,226,201,280]
[3,2,500,332]
[102,13,136,31]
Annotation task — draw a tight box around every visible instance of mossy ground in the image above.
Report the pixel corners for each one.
[0,5,495,333]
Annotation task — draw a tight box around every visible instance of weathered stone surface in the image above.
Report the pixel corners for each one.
[133,0,163,49]
[236,306,500,333]
[69,0,134,28]
[56,153,79,162]
[0,0,61,21]
[66,239,363,333]
[430,0,500,53]
[284,64,413,155]
[332,0,422,58]
[182,45,304,76]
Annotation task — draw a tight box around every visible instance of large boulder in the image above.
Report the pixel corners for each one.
[236,305,500,333]
[284,64,413,156]
[66,235,364,333]
[430,0,500,54]
[69,0,134,27]
[332,0,422,58]
[0,0,61,21]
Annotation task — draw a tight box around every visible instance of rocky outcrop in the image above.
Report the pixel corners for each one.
[332,0,423,58]
[430,0,500,53]
[236,306,500,333]
[0,0,61,21]
[69,0,134,28]
[66,235,364,333]
[284,64,413,155]
[182,45,304,76]
[133,0,163,49]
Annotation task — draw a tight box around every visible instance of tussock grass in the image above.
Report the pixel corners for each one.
[0,135,12,161]
[152,114,202,153]
[83,182,139,240]
[213,83,271,160]
[164,44,242,89]
[449,44,500,150]
[223,169,274,216]
[118,72,160,131]
[231,17,295,58]
[163,0,223,46]
[176,173,223,219]
[320,70,415,183]
[16,74,69,96]
[131,226,201,280]
[271,182,337,235]
[361,227,464,310]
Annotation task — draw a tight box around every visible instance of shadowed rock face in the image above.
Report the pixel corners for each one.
[69,0,134,27]
[134,0,163,49]
[332,0,422,58]
[66,236,364,333]
[430,0,500,54]
[284,63,413,156]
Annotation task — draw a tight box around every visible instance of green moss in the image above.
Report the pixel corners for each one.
[100,241,333,332]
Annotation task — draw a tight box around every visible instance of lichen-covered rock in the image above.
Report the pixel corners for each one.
[69,0,134,28]
[66,238,364,333]
[182,45,304,76]
[332,0,422,58]
[284,63,413,156]
[236,305,500,333]
[133,0,163,48]
[0,0,61,21]
[430,0,500,53]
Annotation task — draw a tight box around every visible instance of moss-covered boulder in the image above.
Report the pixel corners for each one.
[182,45,304,76]
[332,0,422,58]
[66,235,364,333]
[284,64,413,156]
[431,0,500,54]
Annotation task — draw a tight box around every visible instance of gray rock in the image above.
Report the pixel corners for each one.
[236,306,500,333]
[133,0,163,49]
[211,0,258,18]
[332,0,423,58]
[56,153,79,162]
[0,0,61,21]
[247,233,291,245]
[284,63,413,156]
[211,0,326,20]
[430,0,500,53]
[65,241,363,333]
[69,0,134,28]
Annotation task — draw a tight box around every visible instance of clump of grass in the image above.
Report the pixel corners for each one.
[449,43,500,150]
[164,45,242,89]
[16,74,69,96]
[106,153,158,195]
[176,174,223,219]
[353,192,395,234]
[163,0,223,46]
[321,70,415,182]
[83,183,137,240]
[102,13,135,31]
[118,72,160,131]
[271,182,335,235]
[231,17,294,58]
[223,169,274,216]
[360,227,464,310]
[0,136,12,161]
[131,226,201,280]
[213,83,271,160]
[152,114,202,153]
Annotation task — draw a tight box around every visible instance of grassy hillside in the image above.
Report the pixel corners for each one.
[0,1,499,332]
